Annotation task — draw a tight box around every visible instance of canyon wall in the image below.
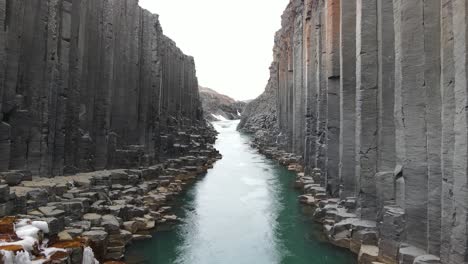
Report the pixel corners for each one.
[0,0,205,177]
[240,0,468,263]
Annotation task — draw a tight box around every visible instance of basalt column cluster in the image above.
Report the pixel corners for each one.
[0,0,204,177]
[240,0,468,263]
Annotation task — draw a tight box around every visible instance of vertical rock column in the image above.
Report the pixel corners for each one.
[355,0,379,219]
[43,0,61,176]
[304,0,317,174]
[4,0,27,172]
[138,10,159,164]
[394,0,432,250]
[0,0,9,172]
[110,0,139,148]
[0,0,4,120]
[64,0,84,174]
[440,0,455,261]
[375,0,395,215]
[339,0,356,198]
[292,0,304,156]
[49,0,71,176]
[286,35,294,152]
[449,0,468,262]
[95,0,116,170]
[77,0,103,171]
[316,0,328,184]
[423,0,441,255]
[325,0,340,196]
[29,1,53,175]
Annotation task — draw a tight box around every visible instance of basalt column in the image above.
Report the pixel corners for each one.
[440,0,455,261]
[339,0,356,199]
[449,0,468,262]
[303,0,318,175]
[0,0,9,172]
[316,0,328,184]
[355,0,379,220]
[375,0,395,213]
[292,1,305,156]
[394,0,441,251]
[424,0,442,255]
[276,3,295,153]
[325,0,340,196]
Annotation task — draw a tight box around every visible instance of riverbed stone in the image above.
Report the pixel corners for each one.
[413,255,441,264]
[83,213,103,226]
[358,245,379,264]
[398,244,426,264]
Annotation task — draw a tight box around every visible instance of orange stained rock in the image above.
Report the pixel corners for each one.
[0,234,17,242]
[0,216,16,234]
[0,244,24,252]
[103,261,126,264]
[50,251,69,260]
[51,238,83,249]
[32,256,47,261]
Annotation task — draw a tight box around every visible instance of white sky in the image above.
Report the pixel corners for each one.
[139,0,289,101]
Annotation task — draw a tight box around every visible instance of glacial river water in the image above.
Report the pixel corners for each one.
[126,120,356,264]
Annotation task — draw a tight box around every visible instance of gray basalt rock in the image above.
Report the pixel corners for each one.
[0,185,9,203]
[0,0,207,177]
[241,0,462,263]
[413,255,441,264]
[83,230,109,260]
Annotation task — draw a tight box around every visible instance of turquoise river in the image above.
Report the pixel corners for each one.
[126,120,356,264]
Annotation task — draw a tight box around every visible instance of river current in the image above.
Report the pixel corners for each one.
[126,120,356,264]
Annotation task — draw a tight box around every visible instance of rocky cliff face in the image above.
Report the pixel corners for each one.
[241,0,468,263]
[237,63,282,147]
[199,86,245,121]
[0,1,221,261]
[0,0,206,177]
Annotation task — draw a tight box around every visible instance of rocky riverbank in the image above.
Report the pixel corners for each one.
[248,135,438,264]
[0,127,221,263]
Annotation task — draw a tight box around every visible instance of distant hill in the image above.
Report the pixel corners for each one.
[199,86,247,121]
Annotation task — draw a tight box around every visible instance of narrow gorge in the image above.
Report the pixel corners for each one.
[0,0,467,264]
[241,0,468,264]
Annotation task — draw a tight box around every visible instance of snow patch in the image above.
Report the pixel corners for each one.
[1,250,14,263]
[15,251,32,264]
[83,247,100,264]
[0,219,93,263]
[211,114,228,121]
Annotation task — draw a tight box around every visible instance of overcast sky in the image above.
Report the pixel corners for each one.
[138,0,288,101]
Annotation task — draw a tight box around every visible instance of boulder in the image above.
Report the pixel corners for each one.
[82,230,109,260]
[83,213,103,226]
[38,206,65,218]
[0,185,10,203]
[58,231,73,241]
[413,255,441,264]
[102,215,121,234]
[358,245,379,264]
[398,244,426,264]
